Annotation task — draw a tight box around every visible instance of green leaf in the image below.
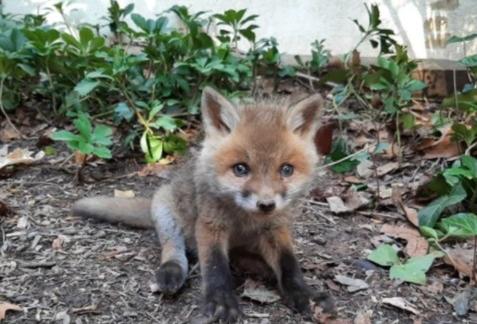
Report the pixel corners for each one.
[447,33,477,44]
[140,132,163,163]
[460,54,477,67]
[325,138,360,173]
[389,252,442,285]
[440,213,477,238]
[92,146,112,159]
[78,141,94,154]
[92,125,113,145]
[419,226,443,240]
[114,102,133,122]
[163,134,187,154]
[74,79,100,97]
[418,183,467,227]
[368,244,399,267]
[50,130,80,142]
[73,114,93,141]
[154,115,177,132]
[400,112,415,129]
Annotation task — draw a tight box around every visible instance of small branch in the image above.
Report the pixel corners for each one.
[465,141,477,156]
[295,71,339,88]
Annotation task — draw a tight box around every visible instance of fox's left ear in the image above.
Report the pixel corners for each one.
[201,86,239,137]
[287,94,323,137]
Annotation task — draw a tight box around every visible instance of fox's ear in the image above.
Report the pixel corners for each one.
[287,94,323,136]
[201,87,239,136]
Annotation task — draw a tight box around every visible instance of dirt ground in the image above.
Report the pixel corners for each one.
[0,137,475,324]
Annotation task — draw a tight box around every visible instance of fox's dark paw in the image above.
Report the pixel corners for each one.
[311,291,335,315]
[203,288,241,323]
[285,285,312,314]
[156,261,186,295]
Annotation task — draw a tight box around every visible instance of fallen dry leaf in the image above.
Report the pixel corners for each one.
[0,124,21,142]
[327,188,370,214]
[0,302,22,320]
[114,189,135,198]
[315,122,335,155]
[382,297,419,315]
[241,279,280,304]
[416,127,461,159]
[391,186,419,227]
[312,300,348,324]
[444,248,476,281]
[354,310,372,324]
[334,275,369,293]
[138,163,172,178]
[377,162,400,177]
[52,236,64,250]
[0,146,44,170]
[0,200,10,217]
[381,224,428,257]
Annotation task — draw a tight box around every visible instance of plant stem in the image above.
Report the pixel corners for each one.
[473,236,477,284]
[0,77,23,138]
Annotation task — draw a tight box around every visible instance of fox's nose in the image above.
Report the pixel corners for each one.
[257,201,276,213]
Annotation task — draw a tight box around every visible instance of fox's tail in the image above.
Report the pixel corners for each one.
[72,197,154,229]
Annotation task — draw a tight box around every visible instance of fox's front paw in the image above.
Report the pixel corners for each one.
[284,284,312,314]
[156,261,186,295]
[203,288,241,323]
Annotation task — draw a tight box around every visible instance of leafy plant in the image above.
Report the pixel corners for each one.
[352,4,397,56]
[214,9,258,47]
[419,155,477,228]
[364,53,426,148]
[368,244,442,285]
[51,113,113,159]
[295,39,330,77]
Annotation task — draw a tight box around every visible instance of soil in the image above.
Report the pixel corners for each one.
[0,136,475,324]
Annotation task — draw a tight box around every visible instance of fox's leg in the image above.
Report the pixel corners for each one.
[195,218,240,322]
[258,226,333,314]
[151,188,188,295]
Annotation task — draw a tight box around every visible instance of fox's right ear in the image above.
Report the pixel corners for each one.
[201,87,239,136]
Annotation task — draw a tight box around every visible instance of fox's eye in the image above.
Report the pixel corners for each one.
[280,164,294,177]
[233,163,250,177]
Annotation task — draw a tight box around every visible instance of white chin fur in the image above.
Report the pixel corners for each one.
[233,194,287,212]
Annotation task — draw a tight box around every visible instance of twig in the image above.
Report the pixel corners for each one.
[0,77,23,138]
[472,236,477,284]
[465,141,477,156]
[295,71,339,88]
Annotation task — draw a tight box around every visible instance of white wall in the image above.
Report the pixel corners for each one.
[4,0,477,60]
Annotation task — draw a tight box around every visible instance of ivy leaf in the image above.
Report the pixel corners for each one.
[50,130,80,142]
[389,252,443,285]
[439,213,477,239]
[73,114,93,141]
[74,79,100,97]
[368,244,399,267]
[92,146,112,159]
[418,183,467,227]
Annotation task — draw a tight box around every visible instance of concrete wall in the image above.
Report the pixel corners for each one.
[4,0,477,60]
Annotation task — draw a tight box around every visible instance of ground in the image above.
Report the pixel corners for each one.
[0,136,475,324]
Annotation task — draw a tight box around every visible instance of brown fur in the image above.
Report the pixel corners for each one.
[73,87,333,322]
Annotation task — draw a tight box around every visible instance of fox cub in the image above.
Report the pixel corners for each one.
[73,87,332,321]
